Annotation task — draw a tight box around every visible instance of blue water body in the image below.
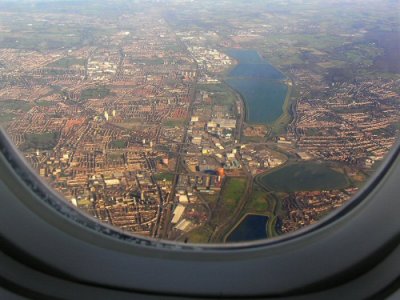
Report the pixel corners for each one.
[226,214,268,242]
[227,49,265,64]
[225,49,288,124]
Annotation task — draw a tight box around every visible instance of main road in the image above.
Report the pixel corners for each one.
[157,64,199,240]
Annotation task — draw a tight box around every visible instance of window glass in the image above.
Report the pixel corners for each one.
[0,0,399,243]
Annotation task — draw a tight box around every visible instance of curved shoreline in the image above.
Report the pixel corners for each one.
[221,79,250,123]
[225,77,290,126]
[256,161,352,193]
[224,212,269,242]
[222,48,292,127]
[270,76,294,135]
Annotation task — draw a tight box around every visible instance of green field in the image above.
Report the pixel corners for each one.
[0,100,33,112]
[112,118,144,129]
[154,172,175,182]
[162,119,186,128]
[259,162,350,192]
[220,177,247,213]
[36,100,54,107]
[80,86,111,100]
[235,186,286,238]
[197,83,228,93]
[183,225,214,244]
[184,176,247,243]
[0,33,81,50]
[0,112,15,126]
[109,140,127,149]
[198,83,238,112]
[247,188,271,213]
[47,57,86,68]
[21,132,59,151]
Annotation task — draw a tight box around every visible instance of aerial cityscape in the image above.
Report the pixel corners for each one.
[0,0,399,243]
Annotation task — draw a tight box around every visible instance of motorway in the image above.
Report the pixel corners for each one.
[157,64,199,240]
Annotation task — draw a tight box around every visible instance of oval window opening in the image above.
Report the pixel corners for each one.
[0,0,399,245]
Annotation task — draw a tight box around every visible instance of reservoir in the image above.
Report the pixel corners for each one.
[226,214,268,242]
[259,162,350,192]
[225,49,288,124]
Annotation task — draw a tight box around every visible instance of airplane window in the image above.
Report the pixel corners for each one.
[0,0,399,246]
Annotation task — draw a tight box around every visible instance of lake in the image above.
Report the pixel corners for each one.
[259,162,350,192]
[225,49,288,124]
[226,214,268,242]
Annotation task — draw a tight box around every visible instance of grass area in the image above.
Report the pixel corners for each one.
[80,86,111,101]
[197,83,229,93]
[267,215,279,238]
[0,112,15,127]
[21,132,59,151]
[225,183,287,241]
[47,57,86,68]
[185,177,247,243]
[246,188,270,214]
[154,172,175,182]
[201,193,219,207]
[212,92,237,107]
[162,118,186,128]
[109,140,127,149]
[0,12,113,47]
[344,167,368,189]
[36,100,54,107]
[237,185,286,238]
[0,99,33,112]
[260,30,348,68]
[220,177,247,213]
[183,225,214,244]
[44,69,71,76]
[0,33,81,50]
[259,161,350,192]
[285,34,345,52]
[77,199,92,207]
[164,44,183,52]
[112,118,144,129]
[241,135,265,143]
[198,82,238,111]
